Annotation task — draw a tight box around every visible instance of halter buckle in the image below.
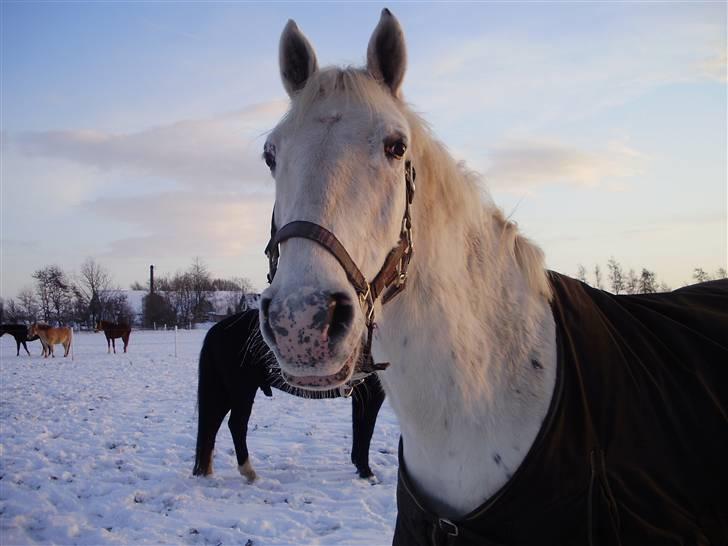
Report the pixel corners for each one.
[358,285,376,325]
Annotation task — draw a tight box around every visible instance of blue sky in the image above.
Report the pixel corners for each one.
[1,1,726,298]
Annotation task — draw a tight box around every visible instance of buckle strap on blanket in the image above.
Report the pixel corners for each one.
[395,438,507,546]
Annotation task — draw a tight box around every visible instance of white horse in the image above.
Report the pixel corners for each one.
[259,10,728,545]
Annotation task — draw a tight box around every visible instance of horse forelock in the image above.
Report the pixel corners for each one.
[281,67,398,129]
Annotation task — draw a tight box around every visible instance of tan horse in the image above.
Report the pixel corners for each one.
[29,323,73,358]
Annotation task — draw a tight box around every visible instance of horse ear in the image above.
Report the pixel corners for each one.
[367,8,407,98]
[279,20,319,97]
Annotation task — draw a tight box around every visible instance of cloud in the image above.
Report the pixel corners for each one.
[10,101,287,192]
[474,139,645,192]
[407,12,725,129]
[700,48,728,83]
[85,190,274,260]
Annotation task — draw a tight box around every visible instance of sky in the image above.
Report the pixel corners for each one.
[1,1,726,300]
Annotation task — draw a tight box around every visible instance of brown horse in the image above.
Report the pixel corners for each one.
[94,320,131,353]
[29,323,72,358]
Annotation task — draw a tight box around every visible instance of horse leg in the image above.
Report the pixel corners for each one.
[122,334,129,353]
[107,336,111,354]
[15,338,21,357]
[228,389,258,482]
[112,337,116,354]
[193,341,230,477]
[351,373,386,479]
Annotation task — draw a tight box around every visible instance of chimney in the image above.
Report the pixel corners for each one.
[150,265,155,295]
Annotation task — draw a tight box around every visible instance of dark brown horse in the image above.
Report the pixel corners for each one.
[0,324,41,356]
[94,320,131,353]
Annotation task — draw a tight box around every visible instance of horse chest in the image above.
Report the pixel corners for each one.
[400,419,520,517]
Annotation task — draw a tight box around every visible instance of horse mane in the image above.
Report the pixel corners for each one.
[401,100,552,300]
[285,66,551,300]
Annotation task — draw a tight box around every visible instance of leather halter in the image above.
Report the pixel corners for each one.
[264,160,416,373]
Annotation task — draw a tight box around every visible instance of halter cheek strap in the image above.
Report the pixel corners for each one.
[264,160,416,373]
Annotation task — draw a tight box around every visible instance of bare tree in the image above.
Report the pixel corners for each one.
[593,264,604,290]
[576,264,588,284]
[16,288,39,322]
[693,268,712,283]
[77,258,113,326]
[624,269,639,295]
[638,268,657,294]
[607,257,625,294]
[33,265,73,323]
[189,258,213,323]
[716,267,727,279]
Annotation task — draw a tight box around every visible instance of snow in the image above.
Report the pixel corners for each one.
[0,328,400,545]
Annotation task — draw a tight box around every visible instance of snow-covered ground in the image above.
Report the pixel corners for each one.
[0,328,400,545]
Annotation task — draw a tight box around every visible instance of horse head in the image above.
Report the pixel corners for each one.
[259,9,411,391]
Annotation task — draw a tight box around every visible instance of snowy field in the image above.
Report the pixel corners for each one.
[0,328,401,545]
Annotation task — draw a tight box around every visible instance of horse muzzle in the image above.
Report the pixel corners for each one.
[260,286,361,390]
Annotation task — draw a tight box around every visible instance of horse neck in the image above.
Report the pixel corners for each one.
[376,122,557,515]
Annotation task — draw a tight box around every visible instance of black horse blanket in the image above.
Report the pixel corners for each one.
[394,273,728,546]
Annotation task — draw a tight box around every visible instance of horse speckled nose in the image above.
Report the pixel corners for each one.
[261,288,354,368]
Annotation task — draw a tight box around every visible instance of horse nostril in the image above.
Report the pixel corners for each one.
[327,292,354,343]
[259,297,275,342]
[261,297,271,320]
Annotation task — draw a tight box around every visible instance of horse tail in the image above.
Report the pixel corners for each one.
[193,329,228,476]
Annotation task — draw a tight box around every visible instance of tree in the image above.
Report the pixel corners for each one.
[607,257,625,294]
[576,264,588,284]
[2,299,23,323]
[188,258,213,323]
[693,268,712,283]
[716,267,727,279]
[76,258,113,326]
[638,268,657,294]
[625,269,639,295]
[142,293,175,329]
[593,265,604,290]
[33,265,73,323]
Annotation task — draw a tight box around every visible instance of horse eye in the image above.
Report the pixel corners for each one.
[263,144,276,171]
[385,140,407,160]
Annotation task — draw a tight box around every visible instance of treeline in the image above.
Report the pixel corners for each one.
[576,258,726,294]
[134,258,254,328]
[1,259,133,327]
[0,258,255,329]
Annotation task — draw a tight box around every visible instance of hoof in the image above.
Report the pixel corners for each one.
[239,460,257,482]
[356,466,374,479]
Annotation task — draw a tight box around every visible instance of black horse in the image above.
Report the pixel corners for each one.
[0,324,41,356]
[193,309,386,481]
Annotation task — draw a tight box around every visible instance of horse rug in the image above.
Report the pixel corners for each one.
[393,272,728,546]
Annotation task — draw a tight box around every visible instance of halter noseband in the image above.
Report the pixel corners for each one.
[264,160,416,373]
